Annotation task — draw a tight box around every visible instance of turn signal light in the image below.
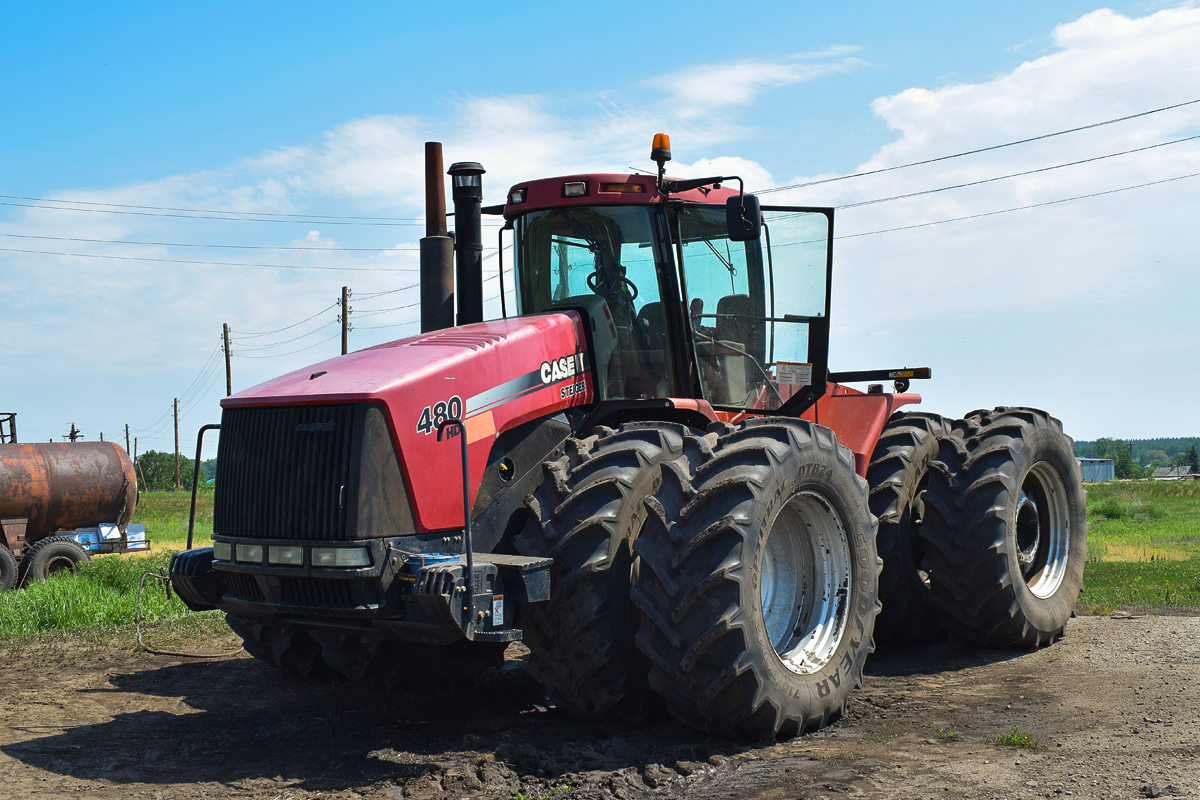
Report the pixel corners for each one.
[600,183,645,193]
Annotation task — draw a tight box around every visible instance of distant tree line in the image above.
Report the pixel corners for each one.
[135,451,218,491]
[1075,437,1200,479]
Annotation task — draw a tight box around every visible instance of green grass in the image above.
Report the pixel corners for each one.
[132,488,215,550]
[1078,481,1200,614]
[935,727,958,740]
[0,490,223,642]
[1084,482,1200,563]
[990,726,1040,748]
[0,549,224,639]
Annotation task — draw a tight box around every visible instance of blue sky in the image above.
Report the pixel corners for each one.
[2,1,1197,455]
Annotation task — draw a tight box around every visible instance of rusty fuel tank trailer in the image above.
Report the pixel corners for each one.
[0,441,148,589]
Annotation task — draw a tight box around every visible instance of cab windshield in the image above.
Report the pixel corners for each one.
[515,206,677,401]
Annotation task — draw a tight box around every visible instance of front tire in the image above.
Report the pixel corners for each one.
[514,423,690,722]
[225,615,337,679]
[632,419,880,739]
[308,632,508,691]
[920,407,1088,647]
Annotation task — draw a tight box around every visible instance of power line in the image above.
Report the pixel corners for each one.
[0,246,420,272]
[833,171,1200,240]
[0,199,427,226]
[760,96,1200,194]
[231,303,339,338]
[0,232,420,251]
[0,193,422,221]
[232,332,342,359]
[234,319,339,350]
[0,198,508,226]
[837,135,1200,209]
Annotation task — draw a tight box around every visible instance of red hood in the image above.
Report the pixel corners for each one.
[223,312,595,531]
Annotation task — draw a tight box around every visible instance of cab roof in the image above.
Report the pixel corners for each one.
[502,173,742,221]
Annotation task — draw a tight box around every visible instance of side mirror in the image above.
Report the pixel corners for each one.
[726,193,762,241]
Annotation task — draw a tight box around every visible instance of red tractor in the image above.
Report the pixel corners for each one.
[170,135,1087,738]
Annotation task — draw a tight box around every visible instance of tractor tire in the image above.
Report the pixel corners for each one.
[20,536,90,584]
[632,418,880,739]
[308,631,507,692]
[867,411,954,643]
[920,407,1088,648]
[513,422,691,723]
[0,546,17,590]
[225,615,337,679]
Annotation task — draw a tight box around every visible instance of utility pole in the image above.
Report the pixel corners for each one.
[63,423,83,442]
[125,424,130,454]
[100,432,104,442]
[174,398,181,491]
[340,286,351,355]
[223,323,232,396]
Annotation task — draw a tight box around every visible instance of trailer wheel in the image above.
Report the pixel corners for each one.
[308,632,508,691]
[632,418,880,738]
[867,412,953,643]
[514,422,691,723]
[21,536,90,584]
[224,615,336,679]
[920,407,1088,648]
[0,546,17,590]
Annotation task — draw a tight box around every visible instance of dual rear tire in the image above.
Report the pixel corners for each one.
[920,407,1088,647]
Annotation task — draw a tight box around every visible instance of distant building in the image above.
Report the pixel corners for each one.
[1152,466,1196,481]
[1076,458,1114,482]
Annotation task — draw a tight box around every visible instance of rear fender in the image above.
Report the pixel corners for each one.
[800,383,922,477]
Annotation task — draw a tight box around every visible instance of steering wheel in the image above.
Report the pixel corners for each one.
[586,270,639,300]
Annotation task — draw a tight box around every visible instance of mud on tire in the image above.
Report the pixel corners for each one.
[514,422,691,722]
[920,407,1088,648]
[867,411,954,643]
[632,418,880,739]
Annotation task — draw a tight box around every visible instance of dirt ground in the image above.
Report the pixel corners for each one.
[1,615,1197,800]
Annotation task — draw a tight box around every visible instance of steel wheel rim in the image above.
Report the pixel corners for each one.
[45,555,78,576]
[1019,461,1071,599]
[759,490,852,675]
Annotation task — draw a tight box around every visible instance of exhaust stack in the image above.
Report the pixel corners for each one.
[419,142,455,333]
[448,161,485,326]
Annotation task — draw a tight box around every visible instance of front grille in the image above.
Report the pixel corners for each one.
[224,572,264,602]
[278,577,378,608]
[215,405,355,540]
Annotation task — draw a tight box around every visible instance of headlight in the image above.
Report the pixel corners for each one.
[268,545,304,565]
[235,543,263,564]
[212,541,232,561]
[311,547,371,567]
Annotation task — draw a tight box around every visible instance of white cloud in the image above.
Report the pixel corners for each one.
[648,50,863,114]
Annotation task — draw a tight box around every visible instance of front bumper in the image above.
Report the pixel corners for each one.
[169,534,551,645]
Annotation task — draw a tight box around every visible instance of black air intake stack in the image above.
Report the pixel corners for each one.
[448,161,485,326]
[420,142,454,332]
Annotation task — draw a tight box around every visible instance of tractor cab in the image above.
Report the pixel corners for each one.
[500,166,834,417]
